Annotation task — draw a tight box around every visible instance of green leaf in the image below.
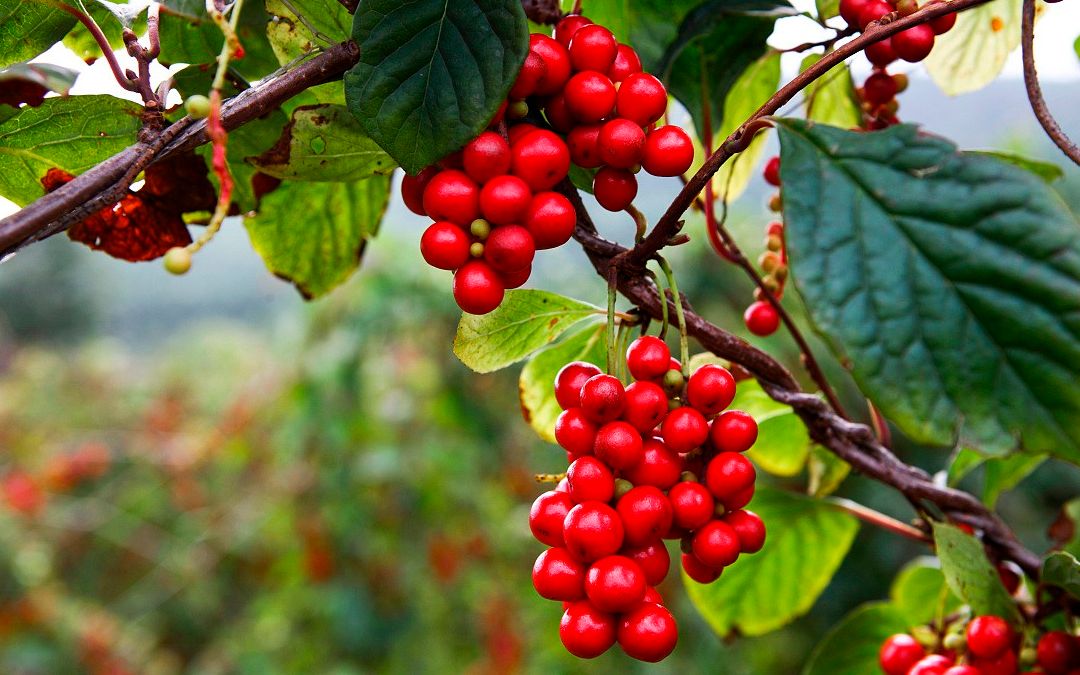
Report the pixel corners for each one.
[815,0,840,20]
[1042,551,1080,600]
[801,54,861,130]
[453,291,601,373]
[1074,33,1079,62]
[519,322,606,443]
[932,522,1019,621]
[0,3,75,68]
[265,0,351,65]
[729,379,811,477]
[576,0,690,72]
[948,447,1045,507]
[776,120,1080,464]
[0,62,79,97]
[158,0,278,81]
[63,4,146,61]
[685,488,858,636]
[243,176,391,299]
[251,105,396,182]
[0,95,142,206]
[890,558,961,624]
[924,0,1020,95]
[1063,499,1080,559]
[968,151,1064,183]
[807,445,850,496]
[344,0,529,174]
[802,602,910,675]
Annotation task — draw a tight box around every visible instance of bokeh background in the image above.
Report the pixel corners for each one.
[1,5,1079,673]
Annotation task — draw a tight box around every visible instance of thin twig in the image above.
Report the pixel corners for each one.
[1021,0,1080,166]
[829,497,932,542]
[55,3,139,93]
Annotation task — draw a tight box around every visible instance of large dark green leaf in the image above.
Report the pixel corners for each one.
[802,603,910,675]
[344,0,528,174]
[777,120,1080,464]
[0,3,75,68]
[932,522,1019,621]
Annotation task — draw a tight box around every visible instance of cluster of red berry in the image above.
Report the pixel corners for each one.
[529,335,765,661]
[880,615,1080,674]
[740,156,788,337]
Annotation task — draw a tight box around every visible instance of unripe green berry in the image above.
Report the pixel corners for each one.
[662,369,685,394]
[614,478,635,498]
[896,0,918,15]
[759,250,781,273]
[942,633,965,651]
[679,470,698,483]
[774,265,789,282]
[469,242,484,257]
[507,100,529,120]
[766,234,784,252]
[470,218,491,239]
[768,193,783,212]
[164,247,192,275]
[892,73,910,93]
[1019,646,1037,667]
[185,94,211,119]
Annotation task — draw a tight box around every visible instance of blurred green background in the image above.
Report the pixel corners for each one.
[0,78,1079,674]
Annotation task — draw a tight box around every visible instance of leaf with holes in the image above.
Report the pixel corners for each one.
[777,120,1080,464]
[519,322,606,443]
[932,522,1020,621]
[685,488,858,636]
[802,603,910,675]
[924,0,1021,95]
[0,3,75,68]
[344,0,529,174]
[454,291,601,374]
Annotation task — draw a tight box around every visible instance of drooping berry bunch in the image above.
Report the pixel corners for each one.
[880,614,1080,674]
[741,156,788,337]
[529,336,766,661]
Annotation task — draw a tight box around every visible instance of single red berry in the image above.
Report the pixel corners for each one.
[401,166,437,216]
[661,407,709,454]
[744,300,781,336]
[479,175,532,226]
[555,407,599,456]
[483,225,535,274]
[567,456,616,504]
[621,381,669,433]
[622,438,682,489]
[607,43,643,82]
[529,34,572,95]
[691,520,740,569]
[966,616,1014,659]
[597,118,646,169]
[617,486,673,546]
[569,24,618,72]
[971,649,1018,675]
[507,123,539,146]
[579,374,627,424]
[564,502,625,562]
[2,471,44,515]
[763,156,781,187]
[686,364,736,415]
[668,481,715,531]
[567,124,604,169]
[893,24,935,62]
[616,73,668,126]
[839,0,872,25]
[559,601,617,659]
[857,0,893,29]
[512,129,571,191]
[722,509,766,553]
[452,261,504,314]
[863,71,898,105]
[705,452,756,506]
[680,552,720,583]
[419,221,470,270]
[555,361,603,409]
[621,541,671,587]
[463,131,512,184]
[594,421,644,471]
[533,547,586,600]
[942,667,981,675]
[593,167,638,212]
[1037,631,1077,675]
[585,555,647,613]
[498,264,531,289]
[531,490,574,546]
[618,603,678,662]
[641,125,695,177]
[524,191,576,249]
[423,170,479,225]
[554,14,593,47]
[626,336,672,381]
[930,10,957,34]
[564,71,617,123]
[908,655,955,675]
[710,410,759,453]
[543,92,576,133]
[509,51,547,99]
[865,38,899,67]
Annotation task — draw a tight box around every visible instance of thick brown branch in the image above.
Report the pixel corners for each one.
[1021,0,1080,166]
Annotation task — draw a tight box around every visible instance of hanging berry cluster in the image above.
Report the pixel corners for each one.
[740,156,789,337]
[529,336,765,662]
[879,614,1080,675]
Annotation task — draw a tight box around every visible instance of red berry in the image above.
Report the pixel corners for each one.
[618,603,678,662]
[893,24,935,62]
[626,336,671,381]
[401,166,437,216]
[524,191,576,249]
[483,224,535,274]
[567,456,616,504]
[452,261,504,314]
[512,130,571,191]
[593,167,638,212]
[680,552,720,583]
[692,520,740,569]
[579,374,626,424]
[966,616,1014,659]
[686,364,736,415]
[943,667,981,675]
[564,502,624,562]
[839,0,871,25]
[567,124,604,169]
[598,118,646,169]
[621,541,671,587]
[607,43,643,83]
[422,170,479,225]
[569,24,618,73]
[419,221,470,270]
[533,547,587,600]
[510,51,547,99]
[744,300,781,336]
[560,601,617,659]
[622,381,669,433]
[722,509,766,553]
[857,0,893,29]
[1037,631,1077,675]
[554,14,593,47]
[564,71,617,123]
[622,438,682,489]
[642,125,694,177]
[498,263,531,289]
[863,71,898,106]
[555,361,603,409]
[2,471,43,515]
[507,123,539,146]
[594,421,644,470]
[529,34,572,96]
[479,175,531,226]
[661,407,709,454]
[617,486,673,546]
[530,490,574,546]
[930,10,957,34]
[463,131,512,184]
[555,407,599,456]
[725,483,755,511]
[543,92,576,133]
[763,156,781,187]
[865,38,899,67]
[705,452,756,506]
[616,73,668,126]
[971,649,1018,675]
[710,410,758,453]
[908,655,954,675]
[585,555,647,613]
[668,481,715,531]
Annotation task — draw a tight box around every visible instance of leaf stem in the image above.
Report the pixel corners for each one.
[828,497,931,542]
[657,256,690,378]
[607,266,618,374]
